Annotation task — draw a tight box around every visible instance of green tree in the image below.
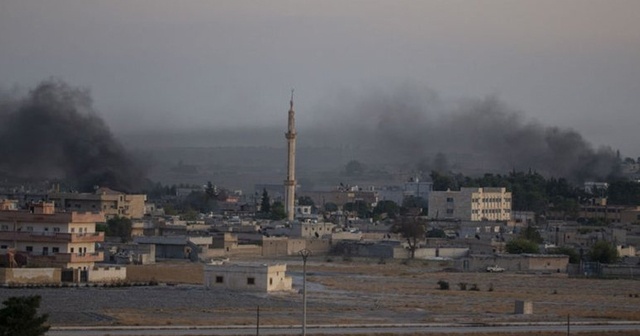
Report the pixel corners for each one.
[260,189,271,214]
[324,202,338,212]
[391,216,427,259]
[105,216,132,243]
[588,241,619,264]
[163,204,178,216]
[505,238,539,254]
[607,180,640,205]
[520,225,544,244]
[205,181,217,199]
[0,295,50,336]
[401,196,427,210]
[426,228,447,238]
[181,191,217,213]
[270,201,286,220]
[372,200,400,219]
[430,171,455,191]
[549,246,580,264]
[344,200,371,218]
[297,196,315,206]
[95,223,107,233]
[180,209,198,221]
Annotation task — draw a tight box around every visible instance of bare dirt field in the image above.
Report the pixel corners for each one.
[2,257,640,330]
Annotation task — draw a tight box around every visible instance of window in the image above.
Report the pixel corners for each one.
[26,226,33,231]
[0,245,7,249]
[215,276,223,284]
[52,247,59,253]
[26,246,33,252]
[0,225,8,231]
[247,277,255,285]
[446,197,453,202]
[70,247,74,253]
[269,278,273,285]
[70,228,75,233]
[43,247,49,256]
[53,227,60,232]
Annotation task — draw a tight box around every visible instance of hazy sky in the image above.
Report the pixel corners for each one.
[1,1,639,156]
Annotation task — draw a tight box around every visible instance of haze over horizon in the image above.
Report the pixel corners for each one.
[1,1,639,158]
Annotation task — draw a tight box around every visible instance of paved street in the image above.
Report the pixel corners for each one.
[48,322,640,336]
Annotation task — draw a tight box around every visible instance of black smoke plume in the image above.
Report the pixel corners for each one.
[0,80,145,192]
[311,87,620,183]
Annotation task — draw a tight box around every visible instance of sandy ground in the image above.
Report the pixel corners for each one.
[1,258,639,328]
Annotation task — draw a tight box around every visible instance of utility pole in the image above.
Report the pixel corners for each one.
[299,248,311,336]
[256,305,260,336]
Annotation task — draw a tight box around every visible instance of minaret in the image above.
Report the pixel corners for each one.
[284,89,297,221]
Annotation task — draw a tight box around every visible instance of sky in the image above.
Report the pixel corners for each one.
[1,1,639,156]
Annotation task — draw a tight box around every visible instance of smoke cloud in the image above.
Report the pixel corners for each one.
[312,87,620,183]
[0,80,146,192]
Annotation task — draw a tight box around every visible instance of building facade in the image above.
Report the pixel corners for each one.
[204,262,292,292]
[49,187,147,219]
[0,202,105,269]
[428,187,512,221]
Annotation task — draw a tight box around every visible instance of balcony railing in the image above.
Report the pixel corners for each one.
[0,231,104,243]
[55,251,104,263]
[26,251,105,265]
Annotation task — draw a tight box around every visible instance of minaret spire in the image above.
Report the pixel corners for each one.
[284,89,297,221]
[290,89,294,110]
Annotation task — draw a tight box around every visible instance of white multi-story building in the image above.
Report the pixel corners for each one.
[428,187,512,221]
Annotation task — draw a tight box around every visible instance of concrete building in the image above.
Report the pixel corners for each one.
[620,206,640,224]
[579,198,626,224]
[301,189,379,209]
[584,182,609,195]
[290,221,335,238]
[0,202,105,269]
[428,187,512,221]
[404,179,433,200]
[0,199,18,210]
[294,205,320,222]
[49,187,147,219]
[204,262,292,292]
[134,236,211,261]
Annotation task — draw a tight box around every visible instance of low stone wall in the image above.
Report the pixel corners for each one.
[88,266,126,283]
[0,268,60,284]
[602,264,640,277]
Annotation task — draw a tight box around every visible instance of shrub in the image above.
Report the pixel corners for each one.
[437,280,450,290]
[457,282,467,291]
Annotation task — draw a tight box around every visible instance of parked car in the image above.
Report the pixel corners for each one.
[486,265,505,272]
